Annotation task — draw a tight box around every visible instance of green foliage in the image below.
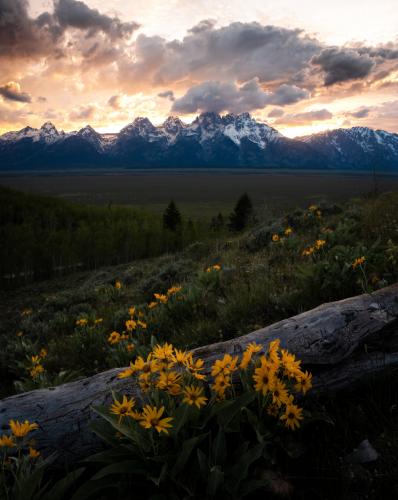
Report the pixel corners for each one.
[0,187,219,289]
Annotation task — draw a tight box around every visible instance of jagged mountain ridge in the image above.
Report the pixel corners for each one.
[1,113,397,170]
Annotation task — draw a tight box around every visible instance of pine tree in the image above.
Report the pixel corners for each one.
[228,193,254,231]
[163,200,182,231]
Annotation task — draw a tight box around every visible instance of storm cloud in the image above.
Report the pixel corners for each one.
[172,80,309,114]
[312,48,375,86]
[0,81,31,102]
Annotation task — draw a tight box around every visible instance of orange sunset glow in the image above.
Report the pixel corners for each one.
[1,0,398,137]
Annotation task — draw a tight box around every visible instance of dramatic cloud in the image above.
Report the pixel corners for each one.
[119,22,322,91]
[312,48,375,86]
[108,95,122,109]
[0,0,139,60]
[0,81,31,102]
[53,0,139,39]
[158,90,175,101]
[348,107,371,118]
[275,109,333,125]
[172,80,309,114]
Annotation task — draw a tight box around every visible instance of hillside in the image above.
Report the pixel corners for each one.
[1,191,398,498]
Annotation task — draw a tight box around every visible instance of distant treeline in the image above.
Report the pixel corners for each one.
[0,187,219,288]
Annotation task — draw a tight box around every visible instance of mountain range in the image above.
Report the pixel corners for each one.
[1,112,398,171]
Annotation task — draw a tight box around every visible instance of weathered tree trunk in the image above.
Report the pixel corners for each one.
[1,283,398,463]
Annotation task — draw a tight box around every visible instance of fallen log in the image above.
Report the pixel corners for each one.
[1,283,398,463]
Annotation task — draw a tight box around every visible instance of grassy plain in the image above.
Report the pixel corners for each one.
[2,169,398,216]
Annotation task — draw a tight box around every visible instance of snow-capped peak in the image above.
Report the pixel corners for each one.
[222,112,282,149]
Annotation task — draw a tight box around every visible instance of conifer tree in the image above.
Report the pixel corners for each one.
[163,200,182,231]
[228,193,254,231]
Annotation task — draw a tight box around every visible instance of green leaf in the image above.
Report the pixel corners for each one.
[171,433,208,478]
[70,478,118,500]
[196,448,210,477]
[91,460,147,480]
[216,391,255,428]
[207,466,224,497]
[212,427,227,465]
[40,468,85,500]
[225,443,265,494]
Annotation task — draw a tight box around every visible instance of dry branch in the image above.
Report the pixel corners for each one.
[1,283,398,462]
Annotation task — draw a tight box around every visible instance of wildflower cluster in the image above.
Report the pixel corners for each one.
[308,205,322,218]
[75,317,103,328]
[272,228,293,243]
[205,264,221,273]
[112,342,206,434]
[0,419,40,460]
[148,285,183,309]
[110,339,311,437]
[302,239,326,257]
[28,349,47,379]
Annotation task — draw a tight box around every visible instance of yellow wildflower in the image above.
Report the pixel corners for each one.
[140,405,173,434]
[172,348,191,367]
[253,361,276,395]
[108,331,121,345]
[126,343,135,353]
[295,371,313,395]
[240,343,262,369]
[94,318,103,325]
[280,404,303,430]
[125,319,137,331]
[134,354,161,374]
[9,420,38,438]
[128,306,136,317]
[352,256,366,269]
[157,371,182,395]
[182,385,208,409]
[302,246,314,257]
[29,447,40,459]
[76,318,88,327]
[137,320,147,330]
[211,374,231,397]
[272,234,280,242]
[211,354,238,377]
[167,286,182,296]
[118,362,137,379]
[30,364,44,378]
[154,293,168,304]
[271,379,290,407]
[281,349,302,379]
[110,395,136,423]
[138,373,152,393]
[21,309,32,317]
[148,301,158,309]
[31,355,41,365]
[315,239,326,250]
[115,281,122,290]
[39,348,48,359]
[284,228,293,236]
[152,343,174,362]
[0,435,15,448]
[308,205,318,212]
[185,355,206,380]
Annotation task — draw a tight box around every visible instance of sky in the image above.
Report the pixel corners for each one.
[0,0,398,137]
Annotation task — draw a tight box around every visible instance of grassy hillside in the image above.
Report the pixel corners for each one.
[1,191,398,498]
